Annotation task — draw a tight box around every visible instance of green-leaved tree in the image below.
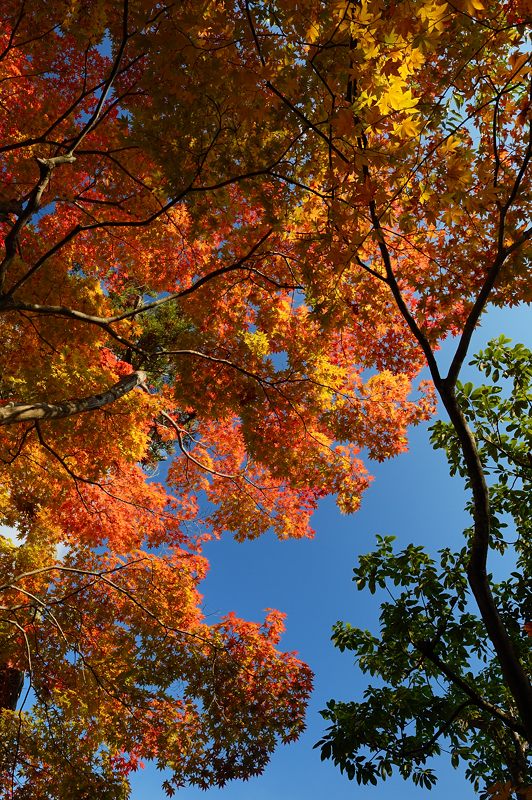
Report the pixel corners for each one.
[319,338,532,800]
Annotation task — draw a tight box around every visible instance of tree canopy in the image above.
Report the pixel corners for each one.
[0,0,530,796]
[319,337,532,799]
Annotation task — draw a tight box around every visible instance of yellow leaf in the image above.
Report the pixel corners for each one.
[394,117,423,139]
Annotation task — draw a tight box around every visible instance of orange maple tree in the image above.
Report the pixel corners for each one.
[0,0,530,796]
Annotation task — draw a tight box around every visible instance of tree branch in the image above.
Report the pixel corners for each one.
[0,370,146,426]
[446,105,532,388]
[414,639,524,736]
[401,700,473,758]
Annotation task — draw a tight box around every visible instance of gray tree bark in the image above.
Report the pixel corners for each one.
[0,371,147,426]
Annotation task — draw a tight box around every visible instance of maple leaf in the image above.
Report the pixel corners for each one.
[0,0,530,795]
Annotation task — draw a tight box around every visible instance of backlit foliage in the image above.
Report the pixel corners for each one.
[0,0,529,795]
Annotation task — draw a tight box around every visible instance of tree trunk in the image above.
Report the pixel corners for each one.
[0,665,24,711]
[439,385,532,743]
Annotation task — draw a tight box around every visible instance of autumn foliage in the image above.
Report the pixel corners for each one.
[0,0,530,796]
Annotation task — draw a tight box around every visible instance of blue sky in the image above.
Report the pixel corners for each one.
[131,304,530,800]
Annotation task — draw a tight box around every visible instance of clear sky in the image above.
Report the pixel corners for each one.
[130,304,530,800]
